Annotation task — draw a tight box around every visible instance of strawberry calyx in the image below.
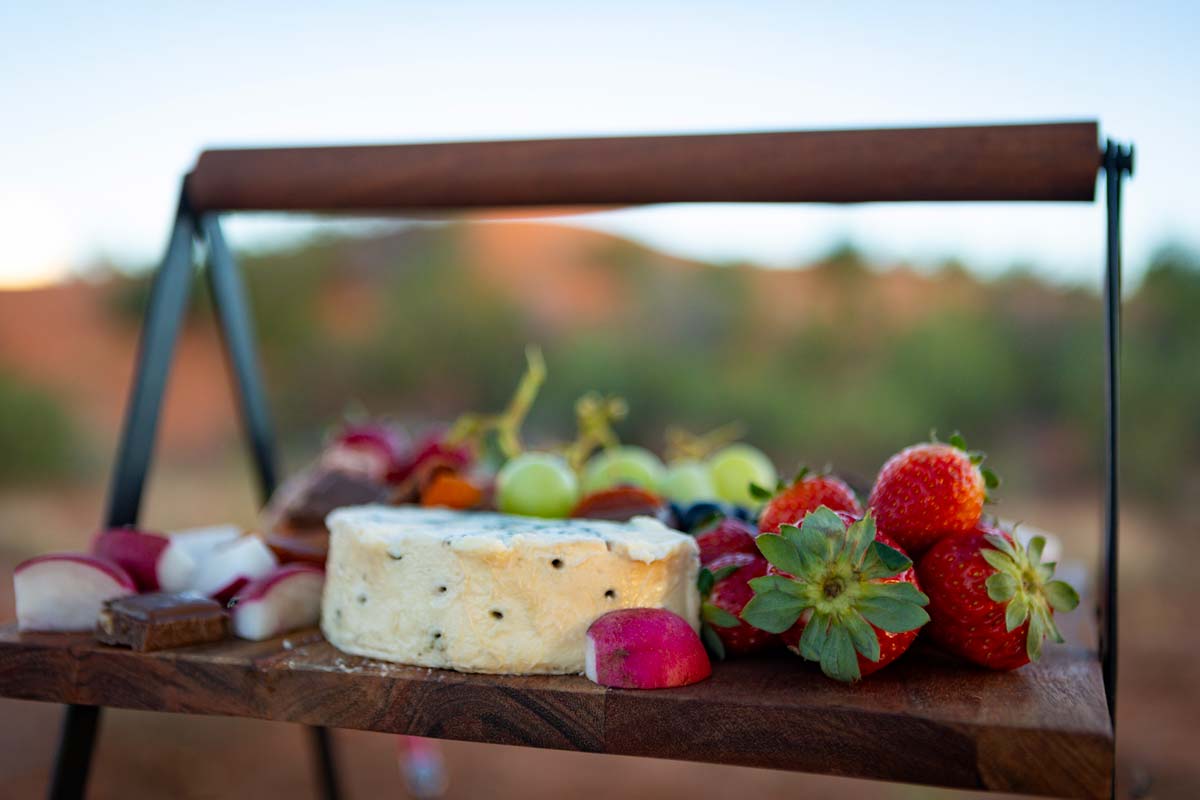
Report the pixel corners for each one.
[980,531,1080,662]
[696,562,742,660]
[742,506,930,682]
[943,431,1001,496]
[747,464,825,503]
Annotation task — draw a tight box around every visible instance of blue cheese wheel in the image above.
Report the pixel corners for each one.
[321,506,700,674]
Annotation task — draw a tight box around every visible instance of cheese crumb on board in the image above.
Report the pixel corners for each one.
[321,506,700,675]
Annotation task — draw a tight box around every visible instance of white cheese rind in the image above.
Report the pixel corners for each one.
[321,506,700,675]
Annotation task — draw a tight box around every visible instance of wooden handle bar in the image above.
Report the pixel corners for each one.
[187,121,1100,212]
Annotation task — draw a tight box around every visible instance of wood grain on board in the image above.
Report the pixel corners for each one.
[0,625,1112,798]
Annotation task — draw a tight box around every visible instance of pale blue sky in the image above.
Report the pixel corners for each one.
[1,1,1196,288]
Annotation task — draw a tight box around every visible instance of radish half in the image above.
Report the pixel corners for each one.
[167,524,241,561]
[584,608,712,689]
[14,553,136,631]
[92,527,196,593]
[187,535,278,602]
[158,525,243,592]
[230,564,324,640]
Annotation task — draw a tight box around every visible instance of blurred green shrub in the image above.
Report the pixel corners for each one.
[94,225,1198,508]
[0,371,81,484]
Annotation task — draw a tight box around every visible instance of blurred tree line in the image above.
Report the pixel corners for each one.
[4,225,1196,508]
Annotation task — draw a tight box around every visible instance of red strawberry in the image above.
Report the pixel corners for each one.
[742,506,929,682]
[693,517,759,565]
[699,553,776,656]
[867,434,998,556]
[917,523,1079,670]
[758,469,862,535]
[776,528,921,677]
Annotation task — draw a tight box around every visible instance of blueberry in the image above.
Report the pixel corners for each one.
[679,501,725,532]
[729,505,757,523]
[667,502,688,530]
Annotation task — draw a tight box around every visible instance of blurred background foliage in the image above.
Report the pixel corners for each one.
[0,371,80,484]
[2,221,1197,798]
[39,221,1192,509]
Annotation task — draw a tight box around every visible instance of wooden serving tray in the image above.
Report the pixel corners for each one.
[0,624,1112,799]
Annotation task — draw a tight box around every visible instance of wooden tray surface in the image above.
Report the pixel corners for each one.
[0,624,1112,798]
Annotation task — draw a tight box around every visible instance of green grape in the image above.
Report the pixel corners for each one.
[707,444,777,507]
[661,459,717,504]
[581,446,665,494]
[496,452,580,518]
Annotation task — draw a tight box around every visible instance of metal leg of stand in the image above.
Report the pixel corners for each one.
[105,189,199,528]
[201,214,278,501]
[49,705,101,800]
[47,187,198,800]
[1100,140,1133,729]
[310,727,341,800]
[202,213,341,800]
[1100,140,1133,800]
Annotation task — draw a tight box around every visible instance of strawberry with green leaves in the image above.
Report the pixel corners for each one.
[918,523,1079,670]
[697,553,776,658]
[742,506,929,682]
[867,433,1000,556]
[755,467,862,536]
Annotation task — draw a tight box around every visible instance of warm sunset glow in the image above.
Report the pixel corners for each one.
[0,190,75,289]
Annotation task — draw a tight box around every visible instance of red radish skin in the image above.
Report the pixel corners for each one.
[584,608,711,689]
[14,553,136,631]
[389,433,473,484]
[338,422,409,467]
[188,535,278,602]
[230,564,325,640]
[92,528,195,593]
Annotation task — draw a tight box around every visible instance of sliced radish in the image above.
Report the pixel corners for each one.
[167,524,242,562]
[14,553,136,631]
[159,524,243,592]
[584,608,712,689]
[230,564,324,640]
[92,528,195,593]
[188,535,277,603]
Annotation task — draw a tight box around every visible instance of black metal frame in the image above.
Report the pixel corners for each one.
[49,185,341,800]
[47,142,1133,798]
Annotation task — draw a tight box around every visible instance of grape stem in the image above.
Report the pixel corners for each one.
[664,421,746,462]
[563,392,628,471]
[446,345,546,459]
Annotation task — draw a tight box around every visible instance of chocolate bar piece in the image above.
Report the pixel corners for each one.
[96,592,229,652]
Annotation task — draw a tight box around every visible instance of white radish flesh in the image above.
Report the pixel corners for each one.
[159,525,243,592]
[14,553,136,632]
[230,564,324,640]
[188,535,277,602]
